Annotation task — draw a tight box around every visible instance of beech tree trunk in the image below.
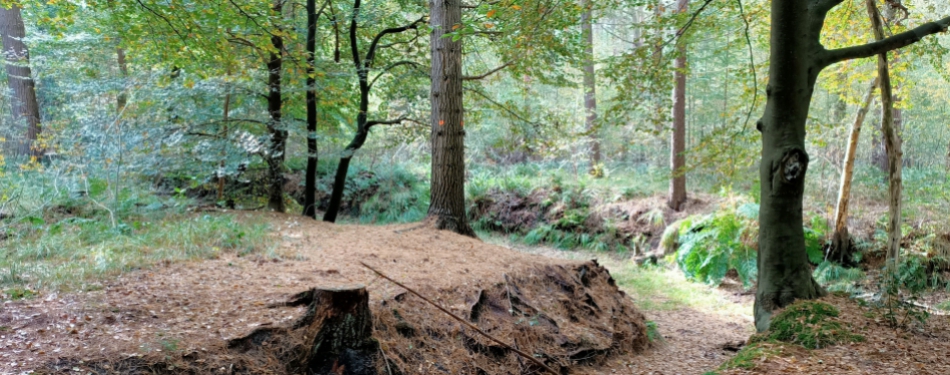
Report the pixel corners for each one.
[427,0,475,236]
[265,0,287,213]
[752,0,947,331]
[668,0,688,211]
[867,0,902,264]
[0,6,42,160]
[830,77,878,264]
[303,0,320,219]
[580,0,600,171]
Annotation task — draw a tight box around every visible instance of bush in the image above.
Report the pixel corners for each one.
[674,200,831,288]
[675,202,759,287]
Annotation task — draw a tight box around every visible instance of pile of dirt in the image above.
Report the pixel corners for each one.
[0,213,648,374]
[470,188,711,252]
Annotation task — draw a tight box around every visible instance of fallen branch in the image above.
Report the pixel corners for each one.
[360,262,559,375]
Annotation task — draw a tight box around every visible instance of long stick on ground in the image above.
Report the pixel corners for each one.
[360,262,559,375]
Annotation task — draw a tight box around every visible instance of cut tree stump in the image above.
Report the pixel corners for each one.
[228,286,379,375]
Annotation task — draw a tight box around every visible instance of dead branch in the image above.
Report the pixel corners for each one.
[360,262,559,375]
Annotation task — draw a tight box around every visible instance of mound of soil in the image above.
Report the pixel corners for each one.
[1,213,648,374]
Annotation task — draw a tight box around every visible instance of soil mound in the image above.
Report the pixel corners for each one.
[2,213,648,374]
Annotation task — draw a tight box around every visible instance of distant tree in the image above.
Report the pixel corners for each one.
[668,0,688,211]
[303,0,328,219]
[0,4,42,159]
[753,0,948,331]
[830,77,878,263]
[580,0,600,173]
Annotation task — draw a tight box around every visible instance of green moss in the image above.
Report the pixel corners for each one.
[751,301,863,349]
[719,342,779,370]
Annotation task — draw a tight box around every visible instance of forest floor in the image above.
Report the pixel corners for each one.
[6,209,948,374]
[0,209,753,374]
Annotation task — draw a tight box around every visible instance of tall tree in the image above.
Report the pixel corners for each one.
[427,0,475,236]
[752,0,948,331]
[668,0,688,211]
[322,1,423,223]
[580,0,600,172]
[265,0,287,213]
[0,4,42,159]
[867,0,902,264]
[830,77,878,263]
[303,0,327,219]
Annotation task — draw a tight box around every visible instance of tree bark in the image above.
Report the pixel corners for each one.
[581,0,600,172]
[867,0,902,264]
[116,46,128,112]
[303,0,320,219]
[0,5,42,160]
[427,0,475,236]
[830,77,878,264]
[754,0,827,333]
[668,0,688,211]
[266,0,287,213]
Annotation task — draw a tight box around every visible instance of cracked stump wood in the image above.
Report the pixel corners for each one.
[229,287,378,374]
[428,0,475,237]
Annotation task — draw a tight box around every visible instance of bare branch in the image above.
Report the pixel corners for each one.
[365,116,409,128]
[365,15,427,67]
[462,62,511,81]
[819,15,950,67]
[369,60,425,88]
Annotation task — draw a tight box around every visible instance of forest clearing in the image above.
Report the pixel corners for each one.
[2,0,950,373]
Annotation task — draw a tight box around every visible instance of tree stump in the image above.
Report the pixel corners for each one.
[228,286,378,375]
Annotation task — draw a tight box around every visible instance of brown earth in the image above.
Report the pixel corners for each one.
[719,294,950,375]
[0,213,649,374]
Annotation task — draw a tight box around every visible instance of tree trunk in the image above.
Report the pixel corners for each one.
[0,6,42,160]
[116,46,128,112]
[830,77,878,264]
[303,0,320,219]
[652,0,664,135]
[753,0,826,332]
[867,0,902,264]
[581,0,600,172]
[218,84,232,203]
[266,1,287,213]
[668,0,688,211]
[427,0,475,236]
[228,287,378,374]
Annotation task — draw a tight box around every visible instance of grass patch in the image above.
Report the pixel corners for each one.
[718,342,781,370]
[595,259,753,318]
[751,301,864,349]
[1,212,269,298]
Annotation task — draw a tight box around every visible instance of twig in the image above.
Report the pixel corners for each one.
[360,262,559,375]
[378,345,393,375]
[504,273,526,373]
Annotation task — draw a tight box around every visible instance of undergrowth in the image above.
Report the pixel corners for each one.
[670,200,827,288]
[750,301,863,349]
[0,171,270,299]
